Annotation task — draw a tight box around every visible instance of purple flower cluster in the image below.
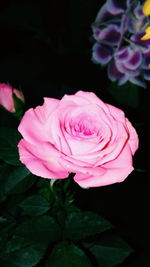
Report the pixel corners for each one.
[92,0,150,87]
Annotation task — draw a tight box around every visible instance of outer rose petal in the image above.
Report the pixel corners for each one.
[74,91,110,114]
[74,145,133,188]
[18,97,59,145]
[125,118,139,154]
[18,139,68,179]
[106,104,126,123]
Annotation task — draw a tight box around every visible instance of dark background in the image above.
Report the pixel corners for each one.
[0,0,150,266]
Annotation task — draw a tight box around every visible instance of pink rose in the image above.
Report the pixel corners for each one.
[0,83,24,112]
[18,91,138,188]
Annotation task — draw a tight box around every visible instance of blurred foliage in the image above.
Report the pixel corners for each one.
[0,127,21,166]
[107,82,139,109]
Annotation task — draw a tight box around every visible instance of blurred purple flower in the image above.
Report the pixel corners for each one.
[92,0,150,87]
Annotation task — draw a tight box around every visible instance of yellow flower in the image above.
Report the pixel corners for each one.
[141,1,150,40]
[141,26,150,40]
[143,0,150,16]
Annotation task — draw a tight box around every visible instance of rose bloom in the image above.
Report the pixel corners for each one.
[0,83,24,112]
[18,91,138,188]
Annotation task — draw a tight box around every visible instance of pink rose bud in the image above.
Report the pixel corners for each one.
[18,91,139,188]
[0,83,24,112]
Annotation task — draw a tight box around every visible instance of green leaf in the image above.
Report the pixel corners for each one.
[37,179,55,203]
[9,173,37,194]
[0,127,22,166]
[52,179,75,207]
[0,164,30,199]
[0,221,16,250]
[135,168,146,173]
[83,233,133,267]
[4,195,26,217]
[107,82,139,108]
[15,215,61,244]
[0,235,46,267]
[38,186,54,203]
[13,93,24,120]
[45,242,92,267]
[0,217,8,223]
[19,195,50,216]
[64,211,113,241]
[0,108,18,128]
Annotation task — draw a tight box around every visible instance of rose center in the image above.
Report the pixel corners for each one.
[69,116,98,138]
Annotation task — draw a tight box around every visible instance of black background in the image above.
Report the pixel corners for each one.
[0,1,150,266]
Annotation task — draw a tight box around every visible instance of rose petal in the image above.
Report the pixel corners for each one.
[18,97,59,145]
[106,103,126,123]
[45,110,72,155]
[125,118,139,154]
[46,95,112,156]
[58,102,113,156]
[62,117,111,156]
[74,145,133,188]
[71,91,111,114]
[18,139,68,179]
[62,107,128,168]
[94,121,128,166]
